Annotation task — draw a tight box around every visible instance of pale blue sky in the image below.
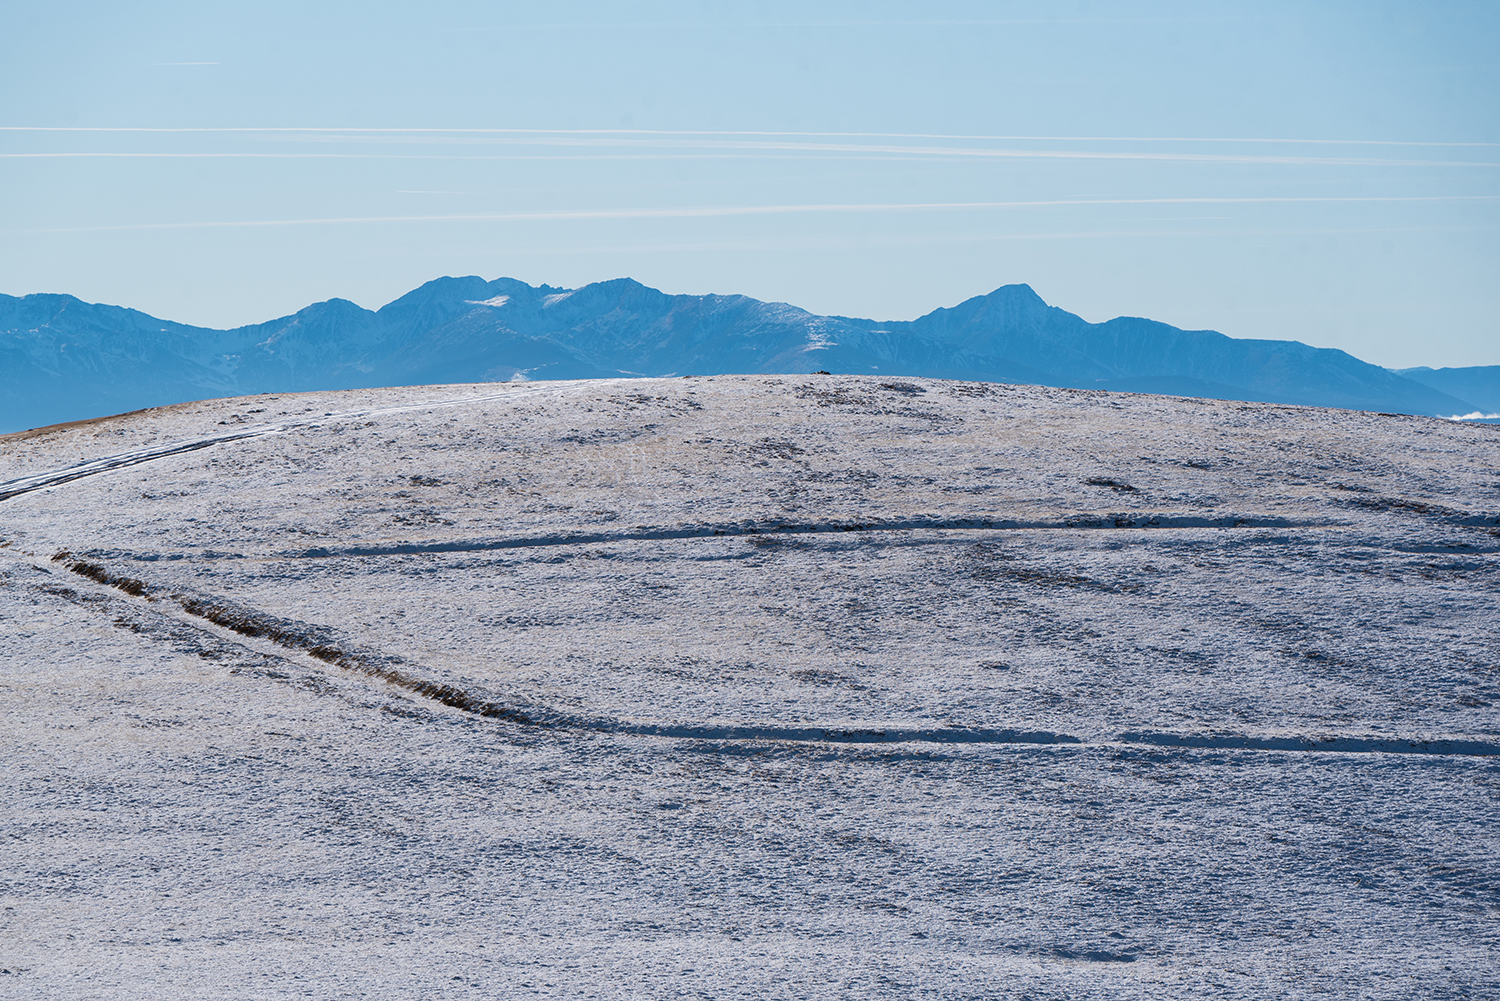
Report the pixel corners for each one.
[4,0,1497,366]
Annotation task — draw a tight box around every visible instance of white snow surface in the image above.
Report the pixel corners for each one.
[1,375,1497,999]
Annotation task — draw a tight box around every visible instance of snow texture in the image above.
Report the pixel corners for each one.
[2,375,1498,999]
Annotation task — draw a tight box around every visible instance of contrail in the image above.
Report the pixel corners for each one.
[3,145,1495,167]
[1,126,1496,147]
[14,195,1499,235]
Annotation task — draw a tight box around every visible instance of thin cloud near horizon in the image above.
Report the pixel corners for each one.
[4,150,1495,169]
[15,195,1498,235]
[442,18,1261,29]
[4,126,1495,147]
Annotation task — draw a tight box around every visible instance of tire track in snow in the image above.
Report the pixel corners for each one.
[47,551,1080,747]
[77,517,1337,567]
[0,427,270,502]
[1116,730,1500,758]
[279,514,1319,559]
[0,383,593,503]
[46,552,1500,758]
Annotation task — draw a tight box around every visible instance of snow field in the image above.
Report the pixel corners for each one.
[2,375,1497,997]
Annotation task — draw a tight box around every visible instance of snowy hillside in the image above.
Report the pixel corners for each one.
[0,277,1483,432]
[2,376,1496,998]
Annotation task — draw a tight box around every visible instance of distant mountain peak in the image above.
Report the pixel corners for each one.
[0,277,1489,433]
[987,282,1044,299]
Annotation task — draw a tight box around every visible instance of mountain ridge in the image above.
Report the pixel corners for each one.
[0,277,1486,432]
[1394,365,1500,415]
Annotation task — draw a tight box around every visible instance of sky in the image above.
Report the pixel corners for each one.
[3,0,1497,368]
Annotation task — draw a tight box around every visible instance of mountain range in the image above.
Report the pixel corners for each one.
[3,276,1496,433]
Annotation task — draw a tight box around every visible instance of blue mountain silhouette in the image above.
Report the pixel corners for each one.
[1393,366,1500,415]
[1,277,1484,432]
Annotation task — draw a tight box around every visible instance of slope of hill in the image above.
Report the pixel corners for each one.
[0,277,1482,433]
[2,376,1497,997]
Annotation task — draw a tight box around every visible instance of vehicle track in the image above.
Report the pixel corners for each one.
[0,384,578,502]
[41,550,1500,758]
[274,514,1320,559]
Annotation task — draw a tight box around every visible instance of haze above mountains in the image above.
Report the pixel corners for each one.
[3,276,1496,433]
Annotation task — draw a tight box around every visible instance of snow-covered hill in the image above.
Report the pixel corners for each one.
[2,376,1496,998]
[1,277,1482,432]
